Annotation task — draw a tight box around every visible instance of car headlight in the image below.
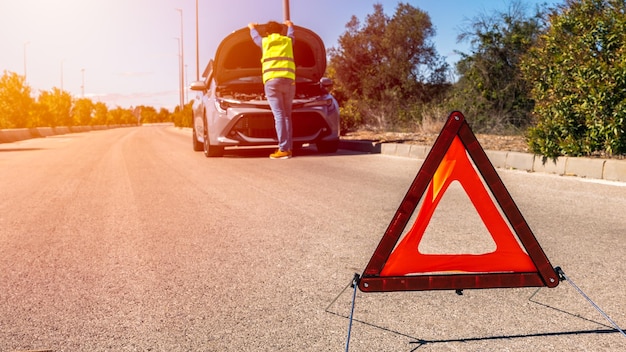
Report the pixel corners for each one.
[302,98,333,108]
[215,99,229,112]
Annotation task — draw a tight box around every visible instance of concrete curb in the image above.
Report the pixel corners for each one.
[340,140,626,183]
[0,125,133,144]
[337,140,381,153]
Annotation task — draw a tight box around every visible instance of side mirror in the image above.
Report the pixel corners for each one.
[320,77,333,90]
[190,81,207,91]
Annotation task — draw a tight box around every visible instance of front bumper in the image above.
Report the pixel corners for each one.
[212,105,338,146]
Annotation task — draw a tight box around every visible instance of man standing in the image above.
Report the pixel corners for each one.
[248,20,296,159]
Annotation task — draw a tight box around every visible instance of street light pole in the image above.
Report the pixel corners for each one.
[283,0,290,21]
[195,0,199,81]
[60,60,64,91]
[23,41,30,80]
[174,37,182,111]
[176,8,185,108]
[81,68,85,97]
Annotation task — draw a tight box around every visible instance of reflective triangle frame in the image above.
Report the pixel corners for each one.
[359,111,559,292]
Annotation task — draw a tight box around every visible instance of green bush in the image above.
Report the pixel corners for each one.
[521,0,626,157]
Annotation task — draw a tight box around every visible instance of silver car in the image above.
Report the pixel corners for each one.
[190,24,340,157]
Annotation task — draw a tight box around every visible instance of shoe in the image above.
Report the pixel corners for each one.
[269,149,292,159]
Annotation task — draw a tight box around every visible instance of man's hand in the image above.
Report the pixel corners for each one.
[283,20,293,27]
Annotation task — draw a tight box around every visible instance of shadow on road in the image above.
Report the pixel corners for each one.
[325,283,623,351]
[215,145,373,158]
[0,147,44,152]
[327,307,621,351]
[407,328,620,350]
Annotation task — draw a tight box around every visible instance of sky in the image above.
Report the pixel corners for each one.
[0,0,562,111]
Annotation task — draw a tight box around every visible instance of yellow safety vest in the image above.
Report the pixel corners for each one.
[261,33,296,83]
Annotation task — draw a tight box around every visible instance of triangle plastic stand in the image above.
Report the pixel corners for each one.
[359,111,559,292]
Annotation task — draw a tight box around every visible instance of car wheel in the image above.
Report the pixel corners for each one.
[203,122,224,157]
[316,139,338,154]
[192,126,203,151]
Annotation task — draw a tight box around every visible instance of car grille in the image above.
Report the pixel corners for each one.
[230,112,330,140]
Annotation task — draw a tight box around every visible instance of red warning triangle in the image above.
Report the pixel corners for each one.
[359,111,559,292]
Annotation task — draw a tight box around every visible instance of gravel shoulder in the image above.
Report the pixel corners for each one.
[341,130,530,153]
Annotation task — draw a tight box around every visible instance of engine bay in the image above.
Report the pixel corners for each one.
[217,81,330,102]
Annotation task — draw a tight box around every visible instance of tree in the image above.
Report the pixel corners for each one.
[136,105,154,124]
[107,107,136,125]
[92,102,109,126]
[0,71,35,128]
[452,0,549,132]
[521,0,626,157]
[72,98,95,126]
[157,108,172,124]
[37,87,73,127]
[328,3,448,131]
[0,70,171,129]
[172,102,192,128]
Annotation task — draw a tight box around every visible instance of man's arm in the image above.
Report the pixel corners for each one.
[284,20,295,42]
[248,22,262,47]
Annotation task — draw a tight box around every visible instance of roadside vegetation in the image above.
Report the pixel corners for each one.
[328,0,626,158]
[1,0,625,158]
[0,71,191,128]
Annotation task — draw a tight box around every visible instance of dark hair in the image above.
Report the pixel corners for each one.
[265,21,283,35]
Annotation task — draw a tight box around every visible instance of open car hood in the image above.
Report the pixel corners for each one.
[212,25,327,85]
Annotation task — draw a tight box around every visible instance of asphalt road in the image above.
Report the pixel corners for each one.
[1,125,624,351]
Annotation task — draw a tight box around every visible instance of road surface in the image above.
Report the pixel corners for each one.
[1,125,624,351]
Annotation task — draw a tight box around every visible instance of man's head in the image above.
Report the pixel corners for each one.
[265,21,283,35]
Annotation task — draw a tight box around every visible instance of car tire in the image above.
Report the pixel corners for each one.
[192,127,203,151]
[203,121,224,157]
[316,139,338,154]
